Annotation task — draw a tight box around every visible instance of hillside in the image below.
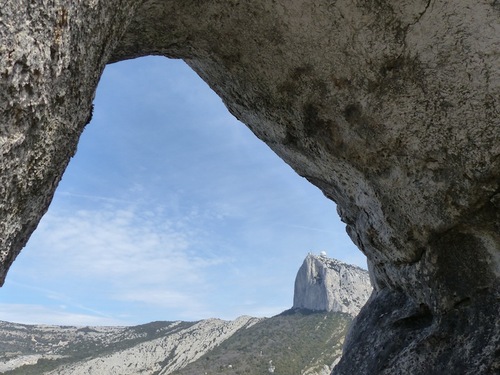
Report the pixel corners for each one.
[0,311,351,375]
[0,318,260,375]
[0,320,193,374]
[171,309,352,375]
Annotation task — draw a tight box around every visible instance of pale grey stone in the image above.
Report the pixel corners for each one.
[293,254,372,316]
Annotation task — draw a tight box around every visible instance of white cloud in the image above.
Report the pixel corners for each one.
[10,176,363,324]
[0,304,128,326]
[31,205,221,277]
[117,289,213,321]
[16,202,231,322]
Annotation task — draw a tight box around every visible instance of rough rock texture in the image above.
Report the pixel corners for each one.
[334,289,500,375]
[293,254,372,316]
[1,1,499,374]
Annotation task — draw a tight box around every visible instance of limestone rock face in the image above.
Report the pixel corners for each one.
[293,254,372,316]
[1,1,499,374]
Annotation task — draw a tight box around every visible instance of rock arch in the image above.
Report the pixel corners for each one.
[1,1,498,373]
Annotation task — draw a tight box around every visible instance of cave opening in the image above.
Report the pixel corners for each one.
[1,56,365,326]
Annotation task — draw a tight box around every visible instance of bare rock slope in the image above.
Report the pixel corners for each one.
[293,254,372,316]
[0,317,262,375]
[1,1,499,374]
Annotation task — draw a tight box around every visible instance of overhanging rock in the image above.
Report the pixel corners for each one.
[1,1,499,374]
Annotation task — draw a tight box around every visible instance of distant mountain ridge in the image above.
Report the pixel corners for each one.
[0,317,261,375]
[0,254,372,374]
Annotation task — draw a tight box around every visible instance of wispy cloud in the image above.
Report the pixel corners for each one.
[11,201,232,323]
[0,304,129,326]
[30,205,225,279]
[117,289,214,321]
[57,191,133,205]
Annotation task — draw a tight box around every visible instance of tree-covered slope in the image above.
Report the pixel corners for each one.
[171,310,352,375]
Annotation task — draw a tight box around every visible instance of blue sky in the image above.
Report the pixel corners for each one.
[0,57,366,326]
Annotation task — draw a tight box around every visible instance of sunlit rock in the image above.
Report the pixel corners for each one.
[293,254,372,316]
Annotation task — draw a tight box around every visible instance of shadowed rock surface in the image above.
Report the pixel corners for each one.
[1,1,499,374]
[293,254,372,316]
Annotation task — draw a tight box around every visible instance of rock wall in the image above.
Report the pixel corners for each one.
[293,254,372,316]
[1,1,499,374]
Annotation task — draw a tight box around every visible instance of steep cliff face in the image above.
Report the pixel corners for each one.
[1,1,499,374]
[293,254,372,316]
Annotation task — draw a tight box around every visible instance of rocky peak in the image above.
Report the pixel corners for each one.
[293,253,372,316]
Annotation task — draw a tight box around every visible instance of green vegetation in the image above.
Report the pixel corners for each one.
[0,312,351,375]
[171,309,352,375]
